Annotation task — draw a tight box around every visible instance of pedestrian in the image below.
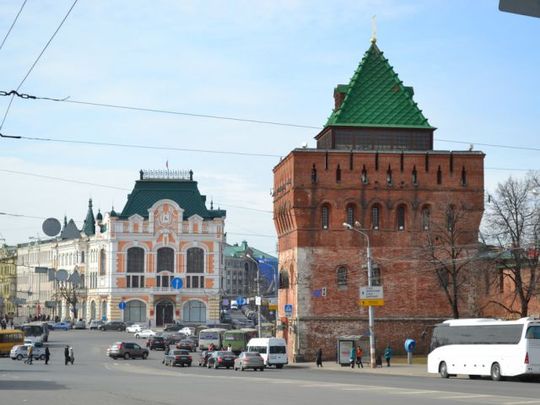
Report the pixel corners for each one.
[349,347,356,368]
[315,348,323,368]
[64,345,70,365]
[356,346,364,368]
[69,346,75,365]
[26,345,33,365]
[384,344,393,367]
[45,346,50,365]
[227,345,232,352]
[375,352,383,368]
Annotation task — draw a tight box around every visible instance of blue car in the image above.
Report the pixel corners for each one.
[53,321,72,331]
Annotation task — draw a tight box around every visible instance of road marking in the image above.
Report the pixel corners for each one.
[391,390,438,395]
[503,401,540,405]
[439,394,493,400]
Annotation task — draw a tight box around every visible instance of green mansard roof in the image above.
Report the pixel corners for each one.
[325,41,433,129]
[120,176,226,220]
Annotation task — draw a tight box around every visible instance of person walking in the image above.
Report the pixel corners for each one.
[64,345,70,365]
[356,346,364,368]
[45,346,50,365]
[69,346,75,365]
[26,345,33,365]
[384,344,393,367]
[315,348,323,368]
[349,347,356,368]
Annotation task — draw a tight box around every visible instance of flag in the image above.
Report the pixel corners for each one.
[166,160,169,170]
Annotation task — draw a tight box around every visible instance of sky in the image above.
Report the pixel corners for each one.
[0,0,539,256]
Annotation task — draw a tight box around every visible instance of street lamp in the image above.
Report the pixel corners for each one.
[343,221,376,368]
[245,252,262,338]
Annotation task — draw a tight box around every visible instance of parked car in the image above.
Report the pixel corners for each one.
[126,324,143,333]
[73,320,86,329]
[135,329,156,339]
[163,349,192,367]
[99,321,127,331]
[234,351,265,371]
[207,351,236,369]
[10,343,46,361]
[89,320,104,330]
[176,338,197,352]
[147,336,166,350]
[165,333,186,347]
[108,341,148,360]
[197,350,212,367]
[163,324,184,332]
[53,321,72,331]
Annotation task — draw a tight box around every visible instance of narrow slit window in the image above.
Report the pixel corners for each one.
[372,206,380,230]
[397,205,405,230]
[322,205,329,230]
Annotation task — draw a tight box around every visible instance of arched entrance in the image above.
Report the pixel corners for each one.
[155,300,174,326]
[125,300,147,323]
[90,301,96,320]
[183,300,206,323]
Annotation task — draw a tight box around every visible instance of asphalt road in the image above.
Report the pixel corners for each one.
[1,330,539,405]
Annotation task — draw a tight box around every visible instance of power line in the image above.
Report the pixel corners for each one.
[0,0,28,52]
[0,211,45,220]
[0,0,79,131]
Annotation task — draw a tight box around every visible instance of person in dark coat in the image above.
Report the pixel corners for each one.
[64,345,70,365]
[45,347,50,365]
[384,345,394,367]
[315,348,323,367]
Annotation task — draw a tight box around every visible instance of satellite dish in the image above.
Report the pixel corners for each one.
[42,218,61,237]
[55,269,68,282]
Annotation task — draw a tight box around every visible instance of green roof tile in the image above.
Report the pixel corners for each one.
[325,42,433,129]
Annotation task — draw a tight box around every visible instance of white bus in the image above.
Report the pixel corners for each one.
[198,328,226,350]
[427,317,540,381]
[20,322,49,344]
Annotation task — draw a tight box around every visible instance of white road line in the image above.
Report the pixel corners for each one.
[391,390,438,395]
[439,394,493,400]
[503,401,540,405]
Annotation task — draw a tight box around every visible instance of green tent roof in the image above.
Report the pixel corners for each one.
[120,179,226,220]
[224,241,276,260]
[325,41,433,129]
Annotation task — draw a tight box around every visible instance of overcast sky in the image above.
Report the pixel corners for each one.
[0,0,539,255]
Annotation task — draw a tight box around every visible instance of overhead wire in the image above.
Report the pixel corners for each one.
[0,0,28,52]
[0,0,79,131]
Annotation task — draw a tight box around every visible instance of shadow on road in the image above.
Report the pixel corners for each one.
[0,380,66,390]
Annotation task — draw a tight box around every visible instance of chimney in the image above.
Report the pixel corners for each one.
[333,84,348,110]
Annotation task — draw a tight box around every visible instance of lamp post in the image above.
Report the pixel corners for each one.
[245,252,262,338]
[343,222,376,368]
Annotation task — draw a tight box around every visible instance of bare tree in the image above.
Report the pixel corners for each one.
[423,203,480,319]
[485,174,540,317]
[55,275,86,320]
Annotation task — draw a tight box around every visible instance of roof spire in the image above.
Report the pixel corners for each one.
[371,15,377,44]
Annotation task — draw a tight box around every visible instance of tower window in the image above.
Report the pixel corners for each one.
[371,205,380,230]
[422,206,431,230]
[337,266,347,287]
[437,166,442,185]
[397,205,405,231]
[386,165,392,185]
[322,205,330,230]
[346,205,355,226]
[361,165,368,184]
[461,166,467,186]
[311,164,317,183]
[412,166,418,185]
[336,164,341,183]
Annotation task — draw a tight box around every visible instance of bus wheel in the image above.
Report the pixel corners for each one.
[439,362,449,378]
[490,363,502,381]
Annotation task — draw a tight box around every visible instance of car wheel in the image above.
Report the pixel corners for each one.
[240,366,245,371]
[226,366,230,369]
[276,364,284,369]
[39,355,46,361]
[124,353,131,360]
[234,367,237,371]
[491,363,502,381]
[135,334,139,339]
[16,354,23,360]
[142,352,148,360]
[439,361,449,378]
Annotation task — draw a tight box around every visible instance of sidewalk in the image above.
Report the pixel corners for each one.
[288,361,433,378]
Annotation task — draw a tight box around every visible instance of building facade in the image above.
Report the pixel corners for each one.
[273,40,485,362]
[16,170,226,326]
[0,244,17,317]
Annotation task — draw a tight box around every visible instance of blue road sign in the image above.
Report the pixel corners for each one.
[284,304,293,317]
[236,296,246,306]
[118,301,126,310]
[171,277,183,289]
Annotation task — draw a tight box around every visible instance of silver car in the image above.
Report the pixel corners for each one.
[10,343,47,361]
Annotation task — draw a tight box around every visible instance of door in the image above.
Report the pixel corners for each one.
[156,301,174,327]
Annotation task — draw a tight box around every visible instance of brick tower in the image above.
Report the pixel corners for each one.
[273,39,484,362]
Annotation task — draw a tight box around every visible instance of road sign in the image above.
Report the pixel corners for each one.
[118,301,126,310]
[359,286,384,300]
[359,299,384,307]
[255,296,261,306]
[284,304,293,317]
[237,297,246,306]
[171,277,183,289]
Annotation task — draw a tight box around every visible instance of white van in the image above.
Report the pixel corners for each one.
[247,337,288,368]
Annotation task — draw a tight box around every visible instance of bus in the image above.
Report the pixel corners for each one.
[223,328,258,354]
[198,328,227,350]
[427,317,540,381]
[0,329,24,356]
[21,322,49,343]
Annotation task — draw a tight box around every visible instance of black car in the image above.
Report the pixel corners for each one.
[163,349,192,367]
[198,350,212,367]
[163,324,183,332]
[165,333,186,347]
[148,336,166,350]
[176,338,197,352]
[99,321,126,331]
[207,351,236,369]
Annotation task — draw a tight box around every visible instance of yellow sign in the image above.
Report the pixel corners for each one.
[269,304,278,311]
[359,299,384,307]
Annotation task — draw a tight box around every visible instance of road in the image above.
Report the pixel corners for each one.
[1,329,539,405]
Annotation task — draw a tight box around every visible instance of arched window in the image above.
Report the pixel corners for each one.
[346,204,355,226]
[412,166,418,185]
[386,165,393,185]
[422,206,431,231]
[371,204,380,230]
[337,266,347,287]
[336,164,341,183]
[127,247,145,288]
[186,247,204,288]
[81,251,85,264]
[183,300,206,323]
[90,301,96,320]
[99,249,106,276]
[397,205,406,231]
[279,270,289,289]
[446,205,456,231]
[125,300,146,323]
[321,204,330,230]
[157,247,174,288]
